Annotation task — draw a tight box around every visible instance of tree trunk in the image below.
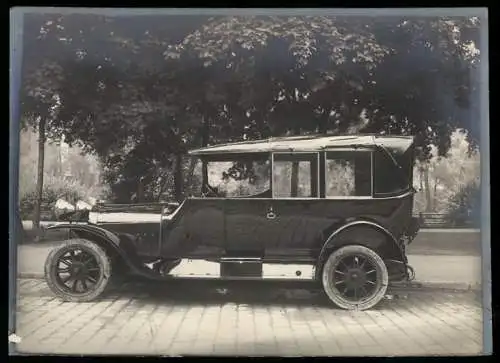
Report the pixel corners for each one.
[186,157,197,183]
[201,116,209,194]
[419,167,424,191]
[184,156,198,196]
[32,117,46,235]
[17,207,25,244]
[423,164,433,212]
[137,178,145,202]
[56,143,61,176]
[174,154,184,202]
[433,177,443,212]
[318,109,329,134]
[201,115,210,147]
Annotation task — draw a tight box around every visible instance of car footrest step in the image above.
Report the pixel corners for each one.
[220,257,263,262]
[220,257,262,278]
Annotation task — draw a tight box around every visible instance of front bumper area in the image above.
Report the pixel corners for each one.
[388,217,420,283]
[405,217,421,244]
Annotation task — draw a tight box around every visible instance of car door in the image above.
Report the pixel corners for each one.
[224,197,271,256]
[224,152,326,259]
[160,198,225,259]
[262,152,325,258]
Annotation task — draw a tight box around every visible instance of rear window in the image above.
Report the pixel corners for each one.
[325,151,372,197]
[373,148,412,195]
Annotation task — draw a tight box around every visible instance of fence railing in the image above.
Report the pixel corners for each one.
[414,213,475,229]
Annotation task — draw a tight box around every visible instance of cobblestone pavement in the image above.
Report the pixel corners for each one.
[12,279,484,356]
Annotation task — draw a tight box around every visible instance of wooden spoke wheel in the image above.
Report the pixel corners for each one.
[322,245,389,310]
[44,239,112,302]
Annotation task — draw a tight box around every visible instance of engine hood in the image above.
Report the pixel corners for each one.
[89,202,181,225]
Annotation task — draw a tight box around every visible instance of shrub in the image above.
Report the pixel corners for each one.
[19,175,108,220]
[18,126,109,220]
[445,181,480,227]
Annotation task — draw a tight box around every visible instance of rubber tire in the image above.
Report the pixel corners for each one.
[322,245,389,311]
[44,238,112,302]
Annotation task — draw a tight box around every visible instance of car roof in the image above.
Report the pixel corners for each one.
[188,134,414,156]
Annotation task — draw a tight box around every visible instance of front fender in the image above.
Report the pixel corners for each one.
[45,224,140,273]
[45,224,174,281]
[46,223,121,245]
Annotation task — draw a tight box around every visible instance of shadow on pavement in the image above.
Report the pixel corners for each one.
[18,277,481,315]
[110,279,333,308]
[102,279,435,311]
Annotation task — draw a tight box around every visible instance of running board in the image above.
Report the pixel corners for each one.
[166,258,316,280]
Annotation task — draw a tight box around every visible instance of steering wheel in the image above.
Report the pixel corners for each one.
[201,184,219,198]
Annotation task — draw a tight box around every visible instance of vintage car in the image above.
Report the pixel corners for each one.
[44,135,420,310]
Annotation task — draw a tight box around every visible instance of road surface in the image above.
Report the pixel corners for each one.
[12,278,484,356]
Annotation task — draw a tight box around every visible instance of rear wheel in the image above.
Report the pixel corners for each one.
[322,245,388,310]
[44,238,112,302]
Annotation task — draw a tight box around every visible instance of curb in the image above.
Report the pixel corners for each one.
[16,273,481,292]
[18,272,44,279]
[389,281,481,292]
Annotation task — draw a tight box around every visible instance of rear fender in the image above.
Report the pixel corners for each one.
[316,220,405,278]
[45,224,143,275]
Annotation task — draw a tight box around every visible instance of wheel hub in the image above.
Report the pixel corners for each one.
[70,262,88,278]
[345,268,366,288]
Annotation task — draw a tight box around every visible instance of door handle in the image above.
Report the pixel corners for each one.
[266,206,277,220]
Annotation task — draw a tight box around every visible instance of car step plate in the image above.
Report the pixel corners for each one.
[166,258,315,281]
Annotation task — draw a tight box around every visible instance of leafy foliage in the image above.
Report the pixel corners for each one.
[19,178,84,219]
[19,127,108,219]
[362,17,481,159]
[412,129,480,213]
[445,181,480,225]
[19,13,482,203]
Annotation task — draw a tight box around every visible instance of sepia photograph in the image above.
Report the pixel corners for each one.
[9,8,490,356]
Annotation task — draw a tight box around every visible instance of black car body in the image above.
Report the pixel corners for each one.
[45,135,420,310]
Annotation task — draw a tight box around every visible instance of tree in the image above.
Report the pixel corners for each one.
[21,13,207,203]
[165,15,481,186]
[361,16,481,160]
[164,16,392,189]
[165,16,389,137]
[21,62,63,231]
[21,14,482,204]
[166,15,480,150]
[413,129,480,213]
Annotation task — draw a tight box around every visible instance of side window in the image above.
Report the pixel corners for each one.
[325,151,372,197]
[272,153,319,198]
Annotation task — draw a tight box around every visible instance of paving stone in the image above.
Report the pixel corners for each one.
[13,278,485,356]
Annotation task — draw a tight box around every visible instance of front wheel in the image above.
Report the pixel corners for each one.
[44,238,112,302]
[322,245,389,311]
